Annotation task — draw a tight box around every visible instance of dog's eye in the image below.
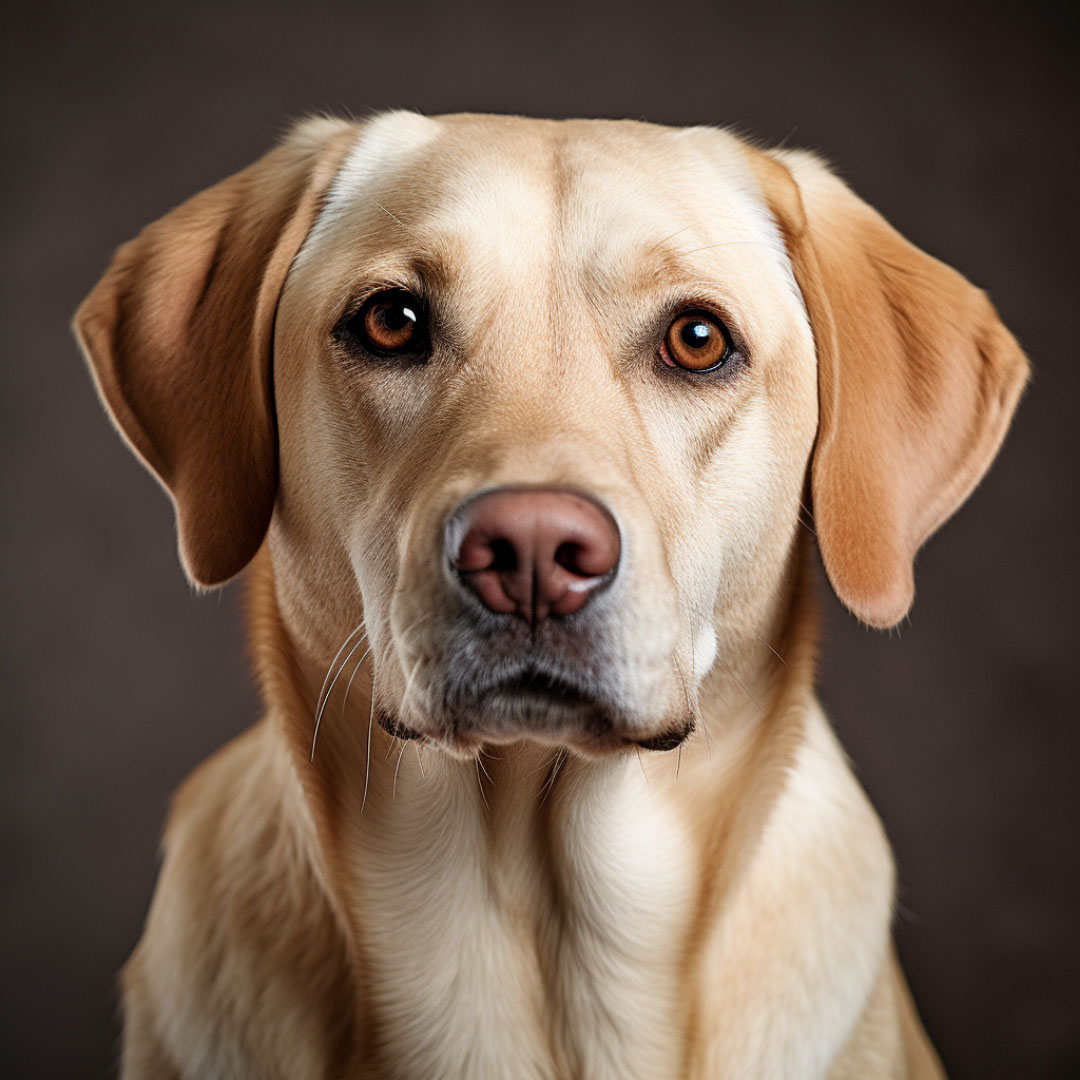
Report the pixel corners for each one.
[661,311,731,372]
[340,289,427,357]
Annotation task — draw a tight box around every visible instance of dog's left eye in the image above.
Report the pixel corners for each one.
[660,311,731,372]
[337,289,428,357]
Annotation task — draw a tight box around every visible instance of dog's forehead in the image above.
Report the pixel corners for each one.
[300,111,784,287]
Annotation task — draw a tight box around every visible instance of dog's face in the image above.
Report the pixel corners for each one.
[75,112,1028,759]
[272,113,816,755]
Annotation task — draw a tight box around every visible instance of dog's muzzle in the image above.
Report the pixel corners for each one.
[378,488,692,753]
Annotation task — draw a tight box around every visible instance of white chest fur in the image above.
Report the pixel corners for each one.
[346,751,696,1080]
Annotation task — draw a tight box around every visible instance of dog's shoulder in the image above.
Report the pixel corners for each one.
[121,724,357,1080]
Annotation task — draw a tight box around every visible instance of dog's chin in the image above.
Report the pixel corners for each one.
[377,689,696,760]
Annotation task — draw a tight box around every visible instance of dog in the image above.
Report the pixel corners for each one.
[75,111,1028,1079]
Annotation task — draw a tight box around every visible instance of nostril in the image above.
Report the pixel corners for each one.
[452,533,519,574]
[554,527,620,579]
[554,541,598,577]
[454,531,497,573]
[553,542,580,574]
[489,538,518,572]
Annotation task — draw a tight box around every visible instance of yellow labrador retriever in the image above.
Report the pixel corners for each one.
[75,112,1028,1079]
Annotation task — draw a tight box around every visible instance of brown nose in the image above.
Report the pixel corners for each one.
[449,489,620,623]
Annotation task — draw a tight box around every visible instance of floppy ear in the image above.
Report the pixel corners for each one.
[751,149,1030,628]
[73,117,356,586]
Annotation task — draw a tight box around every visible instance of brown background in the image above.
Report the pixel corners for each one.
[2,1,1078,1076]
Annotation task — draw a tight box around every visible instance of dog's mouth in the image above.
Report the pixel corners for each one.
[443,661,615,743]
[378,661,694,754]
[485,668,598,710]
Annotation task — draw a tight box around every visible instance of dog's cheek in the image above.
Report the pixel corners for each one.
[672,400,805,674]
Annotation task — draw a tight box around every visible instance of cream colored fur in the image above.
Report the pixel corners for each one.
[75,111,1028,1079]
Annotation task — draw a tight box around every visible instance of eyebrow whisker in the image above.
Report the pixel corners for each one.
[655,223,698,247]
[675,240,786,258]
[368,195,411,233]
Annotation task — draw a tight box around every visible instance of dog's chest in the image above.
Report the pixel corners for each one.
[348,758,695,1080]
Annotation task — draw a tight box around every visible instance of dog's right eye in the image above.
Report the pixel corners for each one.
[336,289,429,358]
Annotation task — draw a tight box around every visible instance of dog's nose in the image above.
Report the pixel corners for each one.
[450,489,620,622]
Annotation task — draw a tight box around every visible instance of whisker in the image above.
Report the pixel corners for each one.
[414,743,426,779]
[316,621,366,716]
[311,635,369,761]
[752,629,787,666]
[396,613,435,645]
[671,654,694,720]
[671,651,706,758]
[635,747,654,799]
[655,223,697,248]
[476,753,493,786]
[682,594,784,712]
[393,738,408,798]
[682,613,708,756]
[360,670,376,815]
[675,240,787,258]
[368,195,410,233]
[730,671,761,711]
[527,751,560,780]
[475,756,489,809]
[538,749,568,808]
[340,646,373,719]
[674,596,712,757]
[699,705,714,757]
[689,604,697,684]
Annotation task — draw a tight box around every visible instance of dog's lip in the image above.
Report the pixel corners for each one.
[379,706,695,757]
[376,709,424,741]
[444,660,606,712]
[380,662,694,754]
[481,669,597,708]
[631,718,696,751]
[381,665,695,756]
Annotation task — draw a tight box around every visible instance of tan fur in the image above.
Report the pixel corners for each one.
[747,150,1028,627]
[74,117,357,585]
[75,112,1027,1079]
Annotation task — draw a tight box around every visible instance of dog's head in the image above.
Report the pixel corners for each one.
[75,112,1028,758]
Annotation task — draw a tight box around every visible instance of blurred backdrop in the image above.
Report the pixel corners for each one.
[2,0,1078,1076]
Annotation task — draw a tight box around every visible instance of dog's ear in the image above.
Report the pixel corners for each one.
[751,149,1029,628]
[74,118,355,587]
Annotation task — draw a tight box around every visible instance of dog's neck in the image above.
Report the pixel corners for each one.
[244,543,821,1075]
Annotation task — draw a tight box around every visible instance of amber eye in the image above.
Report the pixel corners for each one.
[343,289,427,356]
[661,311,731,372]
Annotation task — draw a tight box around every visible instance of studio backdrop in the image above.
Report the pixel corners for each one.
[2,1,1077,1077]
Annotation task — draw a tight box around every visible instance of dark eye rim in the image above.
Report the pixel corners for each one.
[652,300,747,380]
[659,307,738,375]
[333,287,431,360]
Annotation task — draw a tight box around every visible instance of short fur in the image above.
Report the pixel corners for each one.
[75,112,1028,1079]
